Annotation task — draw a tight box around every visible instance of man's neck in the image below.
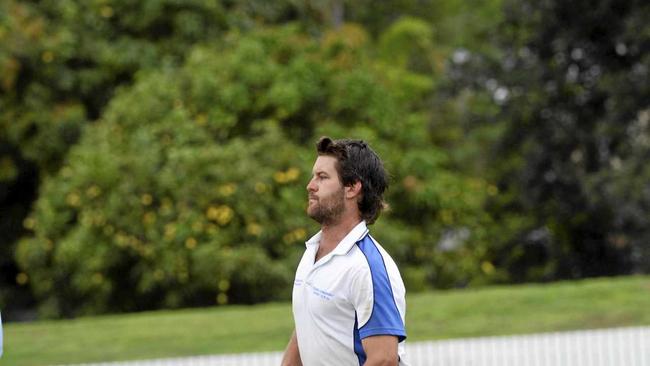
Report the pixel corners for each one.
[316,216,362,260]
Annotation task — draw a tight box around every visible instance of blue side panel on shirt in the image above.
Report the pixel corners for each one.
[353,313,366,365]
[357,235,406,342]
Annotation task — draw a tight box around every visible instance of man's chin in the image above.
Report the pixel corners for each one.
[307,209,318,220]
[308,214,322,224]
[307,207,325,224]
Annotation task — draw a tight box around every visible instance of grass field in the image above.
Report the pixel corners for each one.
[4,275,650,366]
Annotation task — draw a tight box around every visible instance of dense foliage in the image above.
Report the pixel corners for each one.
[445,0,650,281]
[14,25,498,317]
[1,0,247,318]
[1,0,647,319]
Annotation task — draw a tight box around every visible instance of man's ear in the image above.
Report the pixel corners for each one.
[345,180,363,199]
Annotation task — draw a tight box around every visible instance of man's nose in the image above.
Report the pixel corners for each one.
[306,177,317,192]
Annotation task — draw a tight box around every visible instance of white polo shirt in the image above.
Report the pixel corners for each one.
[292,221,408,365]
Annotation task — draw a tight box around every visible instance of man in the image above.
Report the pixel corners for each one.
[282,137,408,366]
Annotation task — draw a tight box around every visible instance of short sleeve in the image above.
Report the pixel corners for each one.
[350,238,406,342]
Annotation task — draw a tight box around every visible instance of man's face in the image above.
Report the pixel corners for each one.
[306,155,345,225]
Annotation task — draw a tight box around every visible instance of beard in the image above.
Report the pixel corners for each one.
[307,187,345,225]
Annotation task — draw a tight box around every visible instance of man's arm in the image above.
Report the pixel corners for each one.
[362,335,399,366]
[281,330,302,366]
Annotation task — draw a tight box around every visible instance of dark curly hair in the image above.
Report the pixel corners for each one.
[316,136,389,224]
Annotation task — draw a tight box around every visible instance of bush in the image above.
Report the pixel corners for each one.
[17,24,501,317]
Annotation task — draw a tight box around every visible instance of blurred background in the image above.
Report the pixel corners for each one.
[0,0,648,329]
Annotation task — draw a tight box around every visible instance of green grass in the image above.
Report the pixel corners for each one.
[4,275,650,366]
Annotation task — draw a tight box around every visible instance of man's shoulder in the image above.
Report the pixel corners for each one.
[355,233,395,260]
[354,233,405,284]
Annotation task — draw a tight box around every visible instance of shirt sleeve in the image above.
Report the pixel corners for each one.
[349,250,406,342]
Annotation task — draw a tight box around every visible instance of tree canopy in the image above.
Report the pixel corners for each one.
[1,0,647,319]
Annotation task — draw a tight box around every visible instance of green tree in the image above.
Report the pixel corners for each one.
[0,0,306,318]
[0,0,231,318]
[0,0,503,319]
[452,0,650,281]
[16,24,501,317]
